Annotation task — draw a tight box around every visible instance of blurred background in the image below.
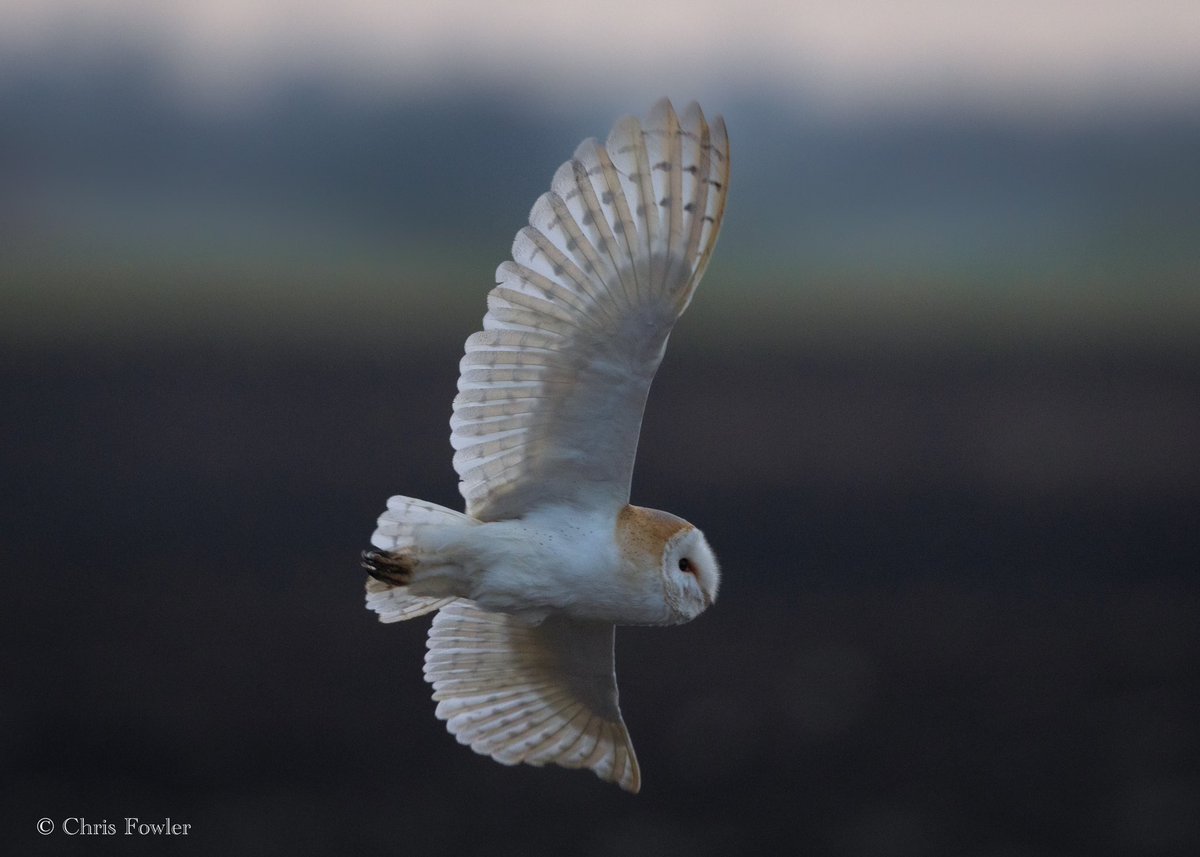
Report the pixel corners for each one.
[3,2,1198,855]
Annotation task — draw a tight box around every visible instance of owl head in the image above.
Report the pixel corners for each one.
[617,505,720,624]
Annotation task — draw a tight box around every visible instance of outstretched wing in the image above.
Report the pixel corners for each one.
[425,600,641,792]
[452,99,730,521]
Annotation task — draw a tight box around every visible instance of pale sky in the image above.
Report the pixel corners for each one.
[3,1,1199,111]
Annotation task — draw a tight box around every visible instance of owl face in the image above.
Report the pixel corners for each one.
[661,526,720,623]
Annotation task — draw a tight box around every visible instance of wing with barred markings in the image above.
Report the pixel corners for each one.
[451,98,729,521]
[425,600,641,792]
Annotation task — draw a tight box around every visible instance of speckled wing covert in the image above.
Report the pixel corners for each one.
[425,601,640,792]
[451,98,729,522]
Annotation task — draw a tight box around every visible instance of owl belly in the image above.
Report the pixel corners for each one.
[438,510,673,626]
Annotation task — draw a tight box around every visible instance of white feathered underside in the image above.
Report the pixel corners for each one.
[451,98,730,521]
[425,600,641,792]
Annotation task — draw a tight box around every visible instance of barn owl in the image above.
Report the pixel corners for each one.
[362,99,729,792]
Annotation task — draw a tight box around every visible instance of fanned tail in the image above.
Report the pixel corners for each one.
[364,496,474,623]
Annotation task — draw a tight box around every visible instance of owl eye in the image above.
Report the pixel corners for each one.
[678,557,696,575]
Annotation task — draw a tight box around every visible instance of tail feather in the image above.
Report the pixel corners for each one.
[365,496,476,623]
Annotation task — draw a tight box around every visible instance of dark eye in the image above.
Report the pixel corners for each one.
[678,557,695,574]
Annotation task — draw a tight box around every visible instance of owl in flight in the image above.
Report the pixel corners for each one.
[362,99,729,792]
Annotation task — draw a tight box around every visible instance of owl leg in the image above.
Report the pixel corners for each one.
[361,549,416,587]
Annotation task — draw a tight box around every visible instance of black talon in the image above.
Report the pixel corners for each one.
[361,548,415,586]
[361,549,383,573]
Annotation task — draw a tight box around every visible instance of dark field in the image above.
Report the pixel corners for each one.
[3,339,1197,856]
